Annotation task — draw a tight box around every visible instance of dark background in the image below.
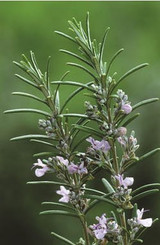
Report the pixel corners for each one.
[0,1,160,244]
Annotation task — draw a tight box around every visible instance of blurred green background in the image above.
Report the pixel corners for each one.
[0,1,160,244]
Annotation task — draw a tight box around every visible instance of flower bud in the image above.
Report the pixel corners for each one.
[117,127,127,137]
[121,103,132,114]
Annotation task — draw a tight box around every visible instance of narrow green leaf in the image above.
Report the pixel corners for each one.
[76,37,93,59]
[55,30,76,43]
[122,113,140,127]
[84,193,112,214]
[60,49,93,67]
[30,51,42,78]
[51,81,95,92]
[55,90,60,113]
[4,108,51,117]
[15,74,39,88]
[59,113,88,119]
[67,62,98,81]
[42,202,74,211]
[114,63,149,90]
[124,148,160,171]
[53,71,69,110]
[60,71,70,81]
[84,194,116,206]
[133,239,143,244]
[30,139,56,148]
[111,211,118,223]
[51,231,76,245]
[99,27,110,63]
[71,119,90,144]
[102,178,115,193]
[132,203,138,218]
[10,134,52,141]
[27,181,69,186]
[12,92,46,104]
[86,12,92,49]
[46,56,51,89]
[33,152,55,157]
[72,134,91,152]
[13,61,29,73]
[83,188,106,196]
[74,125,103,137]
[138,148,160,162]
[132,183,160,196]
[132,98,159,111]
[132,189,159,202]
[68,20,86,44]
[40,210,78,218]
[106,48,124,77]
[60,81,93,113]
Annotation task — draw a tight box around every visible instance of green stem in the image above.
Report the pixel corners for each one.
[119,211,128,245]
[79,214,90,245]
[111,140,119,175]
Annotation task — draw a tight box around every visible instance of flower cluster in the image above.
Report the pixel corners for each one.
[128,208,153,241]
[86,137,110,152]
[115,89,132,115]
[56,185,88,212]
[38,118,57,138]
[90,214,121,243]
[112,174,134,209]
[117,130,139,167]
[85,101,100,119]
[57,156,88,175]
[33,156,88,179]
[91,84,108,105]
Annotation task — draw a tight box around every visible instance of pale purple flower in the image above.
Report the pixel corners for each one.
[96,214,107,227]
[33,159,50,177]
[115,174,134,188]
[78,162,88,175]
[117,136,126,146]
[92,226,107,240]
[117,127,127,137]
[56,156,69,166]
[90,214,107,240]
[67,162,88,175]
[86,137,110,152]
[121,103,132,114]
[56,186,70,203]
[67,163,78,174]
[136,208,153,227]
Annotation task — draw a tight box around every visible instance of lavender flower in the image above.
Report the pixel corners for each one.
[116,89,132,115]
[117,131,139,162]
[33,159,50,177]
[56,186,70,203]
[68,162,88,175]
[90,214,120,241]
[116,127,127,137]
[86,137,110,152]
[90,214,107,240]
[136,208,153,227]
[56,156,69,166]
[115,174,134,188]
[128,207,153,241]
[121,103,132,114]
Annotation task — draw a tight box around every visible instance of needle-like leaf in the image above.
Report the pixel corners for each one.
[51,231,76,245]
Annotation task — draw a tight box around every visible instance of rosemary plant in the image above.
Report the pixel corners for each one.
[5,13,160,245]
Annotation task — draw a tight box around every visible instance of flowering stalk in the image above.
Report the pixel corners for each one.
[5,13,160,245]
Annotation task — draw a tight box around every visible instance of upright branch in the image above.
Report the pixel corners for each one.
[5,13,160,245]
